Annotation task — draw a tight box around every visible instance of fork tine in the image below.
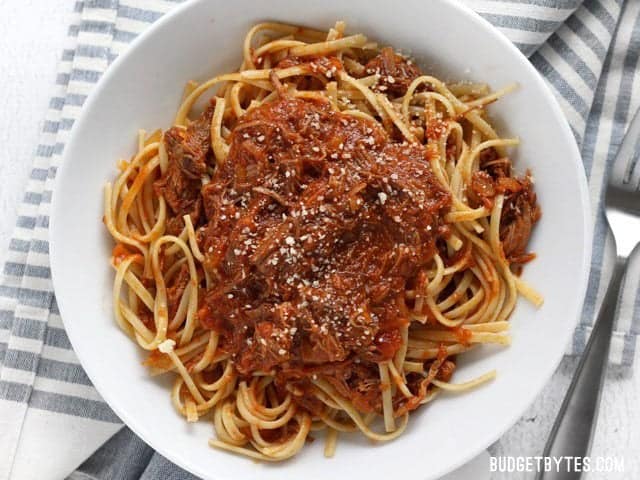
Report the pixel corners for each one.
[610,107,640,189]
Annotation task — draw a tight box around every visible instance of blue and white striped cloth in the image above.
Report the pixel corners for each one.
[1,1,639,479]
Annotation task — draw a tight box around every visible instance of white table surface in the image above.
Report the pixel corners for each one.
[0,2,638,479]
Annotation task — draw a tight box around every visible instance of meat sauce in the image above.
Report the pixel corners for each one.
[364,47,422,95]
[193,94,450,411]
[154,102,216,235]
[469,147,541,266]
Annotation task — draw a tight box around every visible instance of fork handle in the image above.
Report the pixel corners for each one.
[537,256,627,480]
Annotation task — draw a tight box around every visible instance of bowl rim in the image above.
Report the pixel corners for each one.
[50,0,593,478]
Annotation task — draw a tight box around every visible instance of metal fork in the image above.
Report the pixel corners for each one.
[537,108,640,480]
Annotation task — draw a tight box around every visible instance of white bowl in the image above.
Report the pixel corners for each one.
[50,0,592,478]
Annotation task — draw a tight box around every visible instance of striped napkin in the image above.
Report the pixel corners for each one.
[1,0,639,478]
